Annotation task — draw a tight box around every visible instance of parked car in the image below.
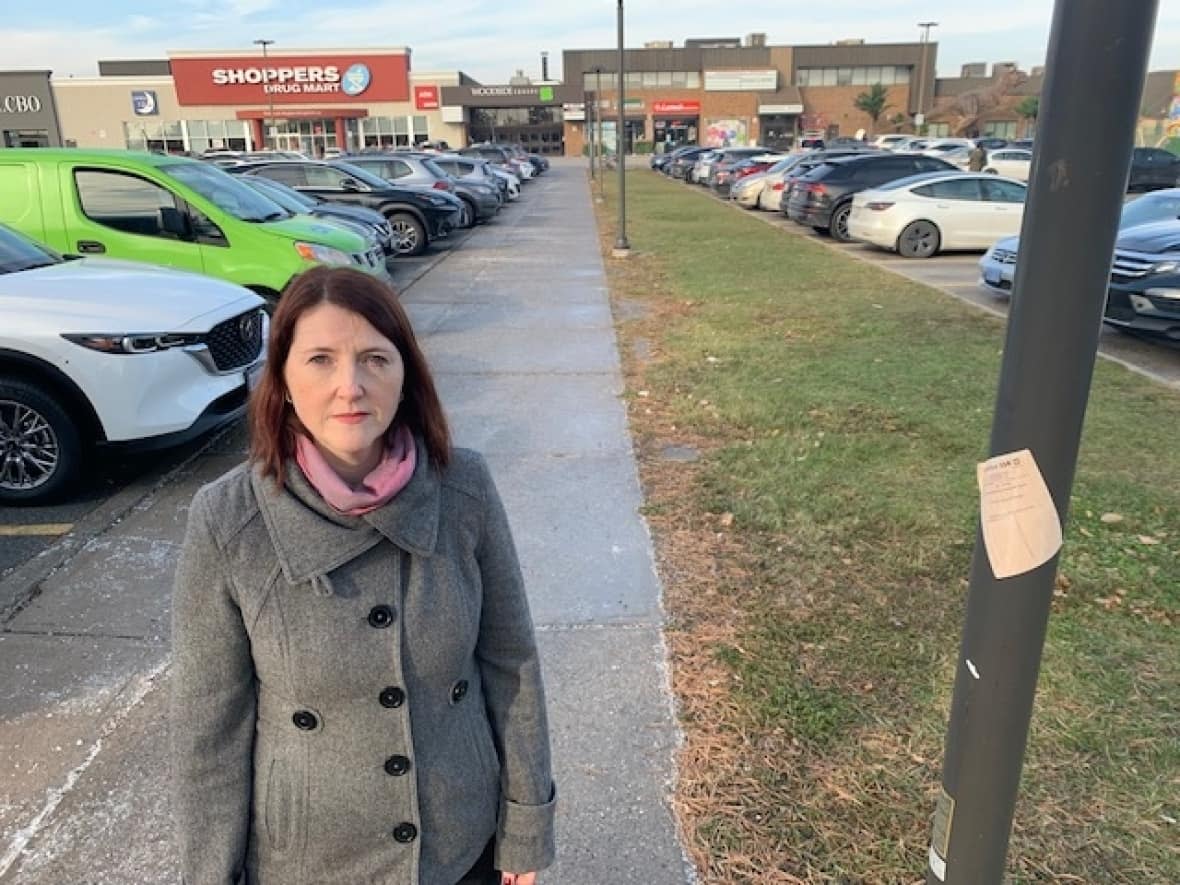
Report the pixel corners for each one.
[431,154,515,202]
[974,137,1012,151]
[893,137,931,152]
[690,150,721,184]
[709,149,777,189]
[346,153,500,228]
[982,148,1034,182]
[665,147,708,180]
[786,153,957,241]
[227,159,462,256]
[873,134,912,151]
[848,172,1027,258]
[0,149,384,302]
[235,174,395,257]
[747,154,819,211]
[1127,147,1180,191]
[0,221,266,503]
[1103,220,1180,339]
[979,187,1180,297]
[459,144,533,183]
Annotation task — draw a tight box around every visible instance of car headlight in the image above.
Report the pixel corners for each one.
[294,242,351,265]
[1145,287,1180,301]
[1150,260,1180,274]
[62,332,202,354]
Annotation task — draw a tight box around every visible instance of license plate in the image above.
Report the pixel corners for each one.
[245,362,264,392]
[984,268,1002,285]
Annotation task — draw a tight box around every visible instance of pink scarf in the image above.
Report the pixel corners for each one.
[295,425,417,516]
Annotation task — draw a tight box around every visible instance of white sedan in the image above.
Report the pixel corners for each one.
[847,171,1027,259]
[983,148,1033,182]
[1,223,266,503]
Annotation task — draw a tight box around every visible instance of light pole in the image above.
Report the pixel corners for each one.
[613,0,630,255]
[595,66,604,188]
[915,22,937,134]
[253,38,275,150]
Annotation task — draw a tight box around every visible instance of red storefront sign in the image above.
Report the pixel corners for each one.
[171,54,410,106]
[652,100,701,115]
[415,85,440,110]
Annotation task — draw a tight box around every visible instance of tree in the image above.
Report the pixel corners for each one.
[1015,96,1039,136]
[854,83,891,133]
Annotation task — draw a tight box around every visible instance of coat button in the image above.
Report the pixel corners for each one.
[367,605,395,628]
[292,710,318,731]
[450,680,468,703]
[392,822,418,843]
[384,754,412,776]
[379,686,406,708]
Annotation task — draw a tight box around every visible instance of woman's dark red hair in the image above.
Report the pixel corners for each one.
[249,266,451,485]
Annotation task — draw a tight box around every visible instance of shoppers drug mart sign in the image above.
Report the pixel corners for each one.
[171,53,409,105]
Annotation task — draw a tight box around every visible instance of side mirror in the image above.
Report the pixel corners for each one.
[159,206,192,239]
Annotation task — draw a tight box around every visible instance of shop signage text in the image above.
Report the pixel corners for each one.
[172,54,409,106]
[470,86,555,100]
[415,85,440,110]
[0,95,43,114]
[704,70,778,92]
[653,100,700,115]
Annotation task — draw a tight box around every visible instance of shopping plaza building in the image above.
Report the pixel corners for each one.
[2,36,1176,157]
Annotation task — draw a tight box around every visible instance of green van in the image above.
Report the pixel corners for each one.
[0,149,389,302]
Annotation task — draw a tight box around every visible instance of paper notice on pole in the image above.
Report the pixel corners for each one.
[977,449,1062,579]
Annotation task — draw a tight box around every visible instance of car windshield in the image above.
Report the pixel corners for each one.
[241,177,317,214]
[163,162,290,222]
[0,224,62,275]
[332,161,397,190]
[1120,190,1180,229]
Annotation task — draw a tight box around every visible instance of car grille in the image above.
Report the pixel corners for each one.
[205,309,264,371]
[351,247,385,270]
[991,248,1018,265]
[1110,250,1159,281]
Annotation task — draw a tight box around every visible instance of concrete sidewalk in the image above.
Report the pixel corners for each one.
[0,159,694,884]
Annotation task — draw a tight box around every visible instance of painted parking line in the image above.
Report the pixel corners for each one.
[0,523,75,537]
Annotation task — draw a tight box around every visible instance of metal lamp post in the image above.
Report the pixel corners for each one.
[915,22,937,134]
[613,0,630,255]
[253,38,275,149]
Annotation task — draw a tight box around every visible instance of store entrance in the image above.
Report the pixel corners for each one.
[654,118,698,152]
[269,118,339,157]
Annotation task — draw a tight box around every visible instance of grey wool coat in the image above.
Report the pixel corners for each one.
[170,438,556,885]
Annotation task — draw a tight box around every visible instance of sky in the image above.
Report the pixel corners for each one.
[6,1,1179,86]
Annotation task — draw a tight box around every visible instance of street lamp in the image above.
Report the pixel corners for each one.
[253,38,275,150]
[613,0,630,255]
[915,22,938,133]
[595,66,604,188]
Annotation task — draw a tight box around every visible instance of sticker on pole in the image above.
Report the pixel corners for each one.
[928,787,954,881]
[977,448,1062,579]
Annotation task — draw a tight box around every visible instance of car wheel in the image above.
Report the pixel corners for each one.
[0,380,84,505]
[830,203,854,242]
[387,213,427,256]
[458,199,476,229]
[897,220,942,259]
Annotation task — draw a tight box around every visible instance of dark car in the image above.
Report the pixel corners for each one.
[665,147,708,179]
[228,160,462,256]
[779,148,889,210]
[786,153,957,241]
[1103,220,1180,340]
[707,148,775,189]
[459,144,531,181]
[974,137,1011,151]
[431,154,510,201]
[346,153,501,228]
[235,174,396,257]
[1127,147,1180,192]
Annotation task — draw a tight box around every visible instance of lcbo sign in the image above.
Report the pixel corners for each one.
[0,95,43,114]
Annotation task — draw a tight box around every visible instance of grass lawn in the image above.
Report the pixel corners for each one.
[594,169,1179,883]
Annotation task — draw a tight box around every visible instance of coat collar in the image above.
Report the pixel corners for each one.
[251,435,440,584]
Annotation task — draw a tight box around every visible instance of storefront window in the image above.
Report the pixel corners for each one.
[123,121,186,154]
[186,119,250,153]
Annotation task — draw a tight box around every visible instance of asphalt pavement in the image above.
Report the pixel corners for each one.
[0,160,694,884]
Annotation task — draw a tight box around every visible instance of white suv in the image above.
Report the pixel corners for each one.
[0,223,267,504]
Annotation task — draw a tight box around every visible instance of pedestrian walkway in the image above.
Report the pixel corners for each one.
[402,159,693,883]
[0,159,694,883]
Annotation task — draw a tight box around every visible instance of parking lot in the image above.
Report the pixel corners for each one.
[684,173,1180,389]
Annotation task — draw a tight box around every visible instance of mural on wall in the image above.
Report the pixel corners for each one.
[704,118,748,147]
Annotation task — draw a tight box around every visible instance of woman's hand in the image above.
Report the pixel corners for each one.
[501,873,536,885]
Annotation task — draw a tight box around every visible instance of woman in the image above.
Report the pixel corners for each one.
[171,266,556,885]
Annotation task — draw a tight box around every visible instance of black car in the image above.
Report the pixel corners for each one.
[235,174,396,256]
[1103,220,1180,341]
[786,153,957,241]
[346,153,501,228]
[779,148,891,210]
[665,147,708,179]
[228,160,462,256]
[1127,147,1180,192]
[974,137,1011,151]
